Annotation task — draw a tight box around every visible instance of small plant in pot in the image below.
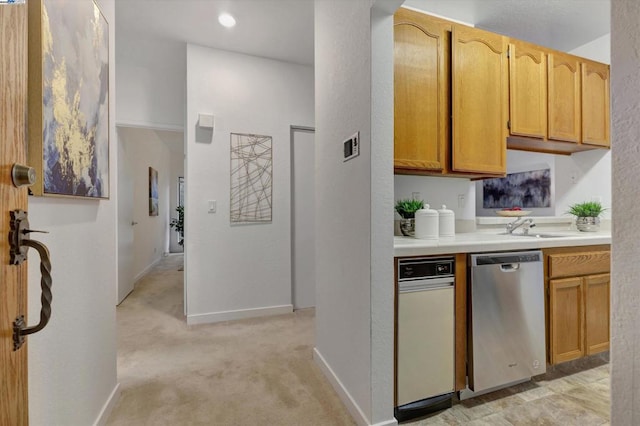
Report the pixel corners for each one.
[395,199,424,237]
[567,201,605,232]
[170,205,184,245]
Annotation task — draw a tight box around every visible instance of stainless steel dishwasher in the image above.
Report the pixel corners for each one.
[395,257,455,422]
[466,251,545,397]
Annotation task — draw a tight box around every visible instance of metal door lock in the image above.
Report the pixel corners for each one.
[11,163,36,188]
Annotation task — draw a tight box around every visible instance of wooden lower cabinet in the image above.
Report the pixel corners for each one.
[585,273,611,355]
[549,277,584,364]
[546,246,610,365]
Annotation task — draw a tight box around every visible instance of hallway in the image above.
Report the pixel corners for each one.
[107,255,354,425]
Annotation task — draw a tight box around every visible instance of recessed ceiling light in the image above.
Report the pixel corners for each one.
[218,13,236,28]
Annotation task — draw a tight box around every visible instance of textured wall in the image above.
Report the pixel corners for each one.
[184,45,313,323]
[27,0,118,423]
[371,2,402,423]
[118,127,174,279]
[115,37,185,130]
[314,0,374,423]
[611,0,640,423]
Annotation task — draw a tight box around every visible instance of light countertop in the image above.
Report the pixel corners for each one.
[394,230,611,257]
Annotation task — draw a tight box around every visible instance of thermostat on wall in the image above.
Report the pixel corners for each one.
[343,131,360,162]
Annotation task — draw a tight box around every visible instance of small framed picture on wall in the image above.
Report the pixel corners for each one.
[149,167,159,216]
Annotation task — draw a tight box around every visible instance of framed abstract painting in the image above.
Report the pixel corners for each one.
[149,167,158,216]
[28,0,109,198]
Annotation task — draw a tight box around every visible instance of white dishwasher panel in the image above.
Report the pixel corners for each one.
[397,286,454,406]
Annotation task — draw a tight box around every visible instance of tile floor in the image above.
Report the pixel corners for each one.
[406,354,610,425]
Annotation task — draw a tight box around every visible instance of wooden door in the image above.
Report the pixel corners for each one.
[508,41,547,138]
[0,3,29,425]
[581,60,610,147]
[585,273,610,355]
[452,25,507,175]
[393,8,450,173]
[549,277,584,364]
[548,52,581,143]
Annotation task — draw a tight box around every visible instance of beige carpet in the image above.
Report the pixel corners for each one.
[107,254,355,426]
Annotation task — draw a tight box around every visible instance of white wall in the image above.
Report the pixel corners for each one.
[27,0,118,424]
[184,45,314,324]
[371,1,403,423]
[395,176,476,220]
[118,127,177,280]
[115,37,185,130]
[611,1,640,423]
[315,1,397,425]
[570,33,611,63]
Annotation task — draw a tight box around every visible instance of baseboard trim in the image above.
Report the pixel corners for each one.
[371,419,398,426]
[313,347,373,426]
[133,257,162,283]
[93,383,120,426]
[186,304,293,325]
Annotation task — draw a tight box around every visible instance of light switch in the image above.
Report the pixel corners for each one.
[208,200,217,213]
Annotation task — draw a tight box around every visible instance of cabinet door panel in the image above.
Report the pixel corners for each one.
[394,9,449,172]
[585,273,610,355]
[550,277,584,364]
[548,52,581,143]
[509,41,547,138]
[452,25,507,175]
[582,61,610,147]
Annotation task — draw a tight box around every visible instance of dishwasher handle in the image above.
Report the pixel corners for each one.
[500,263,521,272]
[399,277,454,293]
[471,250,542,266]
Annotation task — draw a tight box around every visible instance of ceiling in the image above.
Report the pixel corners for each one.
[115,0,315,65]
[403,0,610,52]
[115,0,610,66]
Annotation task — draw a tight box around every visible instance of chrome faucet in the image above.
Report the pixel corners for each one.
[506,218,536,235]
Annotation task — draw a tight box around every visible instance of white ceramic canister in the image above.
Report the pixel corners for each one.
[414,204,439,240]
[438,204,455,237]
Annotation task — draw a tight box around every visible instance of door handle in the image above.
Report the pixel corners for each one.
[9,210,53,351]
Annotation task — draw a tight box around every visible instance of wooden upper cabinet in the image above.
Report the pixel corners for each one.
[452,25,507,175]
[548,52,581,143]
[582,60,610,147]
[508,41,547,139]
[394,8,450,173]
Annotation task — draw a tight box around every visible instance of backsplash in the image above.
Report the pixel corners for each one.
[394,149,611,220]
[394,174,476,220]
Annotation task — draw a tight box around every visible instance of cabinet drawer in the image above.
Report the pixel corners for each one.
[548,251,610,279]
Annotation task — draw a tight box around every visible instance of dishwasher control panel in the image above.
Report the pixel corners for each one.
[398,257,455,281]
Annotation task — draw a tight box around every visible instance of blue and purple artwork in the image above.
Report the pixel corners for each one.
[483,168,551,209]
[41,0,109,198]
[149,167,158,216]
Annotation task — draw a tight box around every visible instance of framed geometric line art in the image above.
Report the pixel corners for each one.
[28,0,110,198]
[230,133,272,223]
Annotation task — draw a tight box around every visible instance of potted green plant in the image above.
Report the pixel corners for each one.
[567,201,605,232]
[170,205,184,245]
[395,198,424,236]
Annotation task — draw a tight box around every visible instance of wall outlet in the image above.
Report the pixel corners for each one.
[412,192,421,201]
[458,194,465,208]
